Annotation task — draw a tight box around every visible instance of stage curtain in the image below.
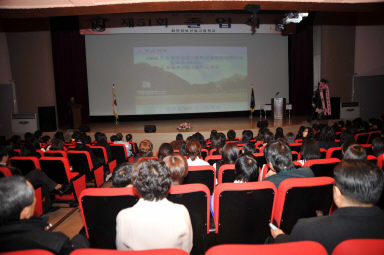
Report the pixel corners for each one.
[288,16,314,116]
[50,16,90,127]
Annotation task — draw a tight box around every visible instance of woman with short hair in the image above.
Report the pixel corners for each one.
[163,153,188,185]
[186,141,209,166]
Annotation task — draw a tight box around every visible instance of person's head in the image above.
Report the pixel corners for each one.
[158,143,174,161]
[95,132,107,142]
[176,133,184,141]
[242,130,254,143]
[192,132,205,148]
[319,126,336,142]
[21,143,37,157]
[0,144,12,163]
[265,140,293,173]
[285,132,296,144]
[300,138,321,161]
[126,134,132,142]
[297,126,306,139]
[210,133,226,151]
[49,138,64,151]
[227,129,236,140]
[54,131,65,141]
[333,160,384,207]
[275,127,284,140]
[234,154,258,182]
[0,176,36,224]
[210,130,218,140]
[242,142,257,154]
[262,130,274,144]
[132,159,171,201]
[170,140,182,151]
[163,153,188,185]
[112,163,133,187]
[372,137,384,157]
[303,127,314,139]
[138,139,153,157]
[343,144,367,161]
[116,133,123,141]
[110,135,118,142]
[40,135,50,144]
[222,143,239,164]
[186,140,201,161]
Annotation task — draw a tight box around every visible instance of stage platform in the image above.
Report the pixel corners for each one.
[48,115,334,151]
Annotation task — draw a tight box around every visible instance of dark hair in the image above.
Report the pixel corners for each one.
[116,133,123,141]
[286,132,296,143]
[242,130,254,143]
[0,144,12,159]
[54,131,65,141]
[158,143,174,161]
[372,137,384,157]
[234,154,258,182]
[275,127,284,140]
[211,133,226,154]
[132,159,171,201]
[319,126,336,142]
[296,126,306,139]
[265,140,293,172]
[112,163,133,187]
[95,132,107,142]
[334,160,384,204]
[192,132,205,148]
[221,143,239,164]
[227,129,236,140]
[138,140,153,157]
[21,143,38,157]
[126,134,132,142]
[0,176,34,223]
[49,138,64,151]
[242,142,257,154]
[110,135,118,142]
[343,144,367,161]
[186,140,201,160]
[263,130,274,144]
[163,153,188,184]
[300,138,320,161]
[176,133,184,141]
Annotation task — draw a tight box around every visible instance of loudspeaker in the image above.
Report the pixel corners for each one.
[144,125,156,133]
[38,106,57,132]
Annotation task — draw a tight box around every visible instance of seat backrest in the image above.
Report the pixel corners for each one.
[184,165,215,194]
[291,151,300,161]
[168,184,210,255]
[361,144,373,155]
[332,239,384,255]
[39,157,71,184]
[303,158,341,177]
[377,153,384,170]
[205,241,327,255]
[273,177,334,234]
[320,148,327,159]
[9,156,41,175]
[288,143,302,153]
[70,248,189,255]
[205,155,222,165]
[0,166,12,177]
[1,249,55,255]
[89,146,108,164]
[214,182,276,244]
[67,151,93,175]
[217,164,236,184]
[109,144,128,163]
[44,150,67,158]
[79,187,139,249]
[355,132,370,144]
[201,148,209,160]
[367,155,378,165]
[252,153,267,171]
[326,147,342,159]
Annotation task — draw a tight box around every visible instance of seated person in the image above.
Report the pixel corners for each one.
[112,163,133,187]
[21,142,41,158]
[242,142,257,154]
[264,140,314,188]
[343,144,367,161]
[270,160,384,254]
[234,154,258,183]
[134,139,153,162]
[238,130,254,145]
[215,143,239,171]
[227,129,237,141]
[163,153,188,185]
[112,133,133,157]
[285,132,296,144]
[297,138,321,165]
[94,132,113,162]
[210,133,226,155]
[372,137,384,157]
[317,126,339,149]
[116,160,193,252]
[186,141,209,166]
[158,143,174,162]
[0,176,89,254]
[72,134,103,169]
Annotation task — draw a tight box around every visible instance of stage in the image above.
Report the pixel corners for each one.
[48,115,334,151]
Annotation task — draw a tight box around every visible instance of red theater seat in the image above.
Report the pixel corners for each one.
[185,165,215,193]
[70,248,189,255]
[217,164,236,184]
[332,239,384,255]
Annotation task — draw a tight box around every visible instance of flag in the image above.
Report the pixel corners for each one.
[112,84,118,120]
[250,87,255,112]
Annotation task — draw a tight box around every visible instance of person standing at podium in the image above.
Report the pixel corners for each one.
[67,96,76,129]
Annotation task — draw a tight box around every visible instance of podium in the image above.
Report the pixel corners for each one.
[71,104,82,129]
[271,98,286,120]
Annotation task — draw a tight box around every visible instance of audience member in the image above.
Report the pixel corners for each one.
[94,132,113,162]
[215,143,239,171]
[116,160,193,252]
[227,129,237,141]
[210,133,226,155]
[270,160,384,254]
[372,137,384,157]
[112,163,133,187]
[343,144,367,161]
[0,176,89,254]
[318,126,339,149]
[135,139,153,162]
[158,143,174,161]
[242,142,257,154]
[113,133,133,157]
[275,127,284,140]
[298,138,320,165]
[264,140,314,188]
[186,141,209,166]
[285,132,296,144]
[234,154,258,183]
[163,153,188,185]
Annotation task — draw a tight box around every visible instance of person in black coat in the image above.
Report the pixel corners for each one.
[270,160,384,254]
[0,176,89,254]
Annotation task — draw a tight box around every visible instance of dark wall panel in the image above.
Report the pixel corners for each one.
[50,16,89,127]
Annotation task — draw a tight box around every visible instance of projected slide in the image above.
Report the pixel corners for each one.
[133,46,248,114]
